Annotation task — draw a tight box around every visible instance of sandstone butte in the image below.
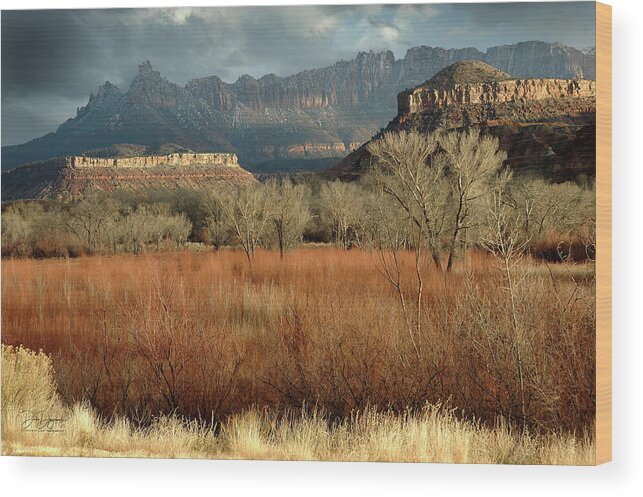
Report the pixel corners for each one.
[1,152,256,201]
[330,61,597,182]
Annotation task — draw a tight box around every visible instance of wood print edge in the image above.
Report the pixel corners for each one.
[595,0,612,465]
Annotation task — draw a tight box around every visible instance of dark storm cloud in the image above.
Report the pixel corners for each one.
[444,2,596,48]
[1,3,596,146]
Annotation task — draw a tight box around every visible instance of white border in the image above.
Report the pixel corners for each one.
[1,1,641,495]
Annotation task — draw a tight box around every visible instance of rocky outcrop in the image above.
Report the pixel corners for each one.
[67,152,239,169]
[330,61,596,182]
[2,42,595,172]
[398,78,595,116]
[1,152,254,201]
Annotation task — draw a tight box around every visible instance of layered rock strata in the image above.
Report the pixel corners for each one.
[1,153,254,200]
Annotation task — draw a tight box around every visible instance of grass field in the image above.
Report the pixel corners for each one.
[1,248,596,462]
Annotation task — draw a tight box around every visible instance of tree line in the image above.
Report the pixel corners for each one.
[2,130,594,263]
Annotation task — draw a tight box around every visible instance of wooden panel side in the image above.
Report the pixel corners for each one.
[595,1,612,466]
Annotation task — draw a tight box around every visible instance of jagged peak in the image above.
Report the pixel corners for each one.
[96,80,121,97]
[130,60,165,87]
[85,80,119,103]
[234,74,258,85]
[258,73,282,83]
[138,60,155,74]
[356,49,394,61]
[77,81,123,118]
[127,60,172,97]
[424,60,513,87]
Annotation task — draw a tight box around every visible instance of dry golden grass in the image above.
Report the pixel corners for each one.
[1,345,594,463]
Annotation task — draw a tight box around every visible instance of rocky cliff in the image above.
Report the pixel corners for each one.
[1,152,254,201]
[398,77,595,115]
[2,41,595,172]
[331,61,596,181]
[65,152,239,169]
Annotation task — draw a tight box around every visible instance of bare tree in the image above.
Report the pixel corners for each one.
[161,211,192,248]
[263,179,310,258]
[202,188,230,250]
[116,205,148,254]
[353,189,411,251]
[440,129,507,271]
[218,183,270,263]
[1,203,33,254]
[367,130,449,269]
[64,195,116,254]
[510,178,595,257]
[320,180,362,249]
[480,176,532,427]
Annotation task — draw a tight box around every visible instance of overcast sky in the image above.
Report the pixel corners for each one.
[1,2,596,146]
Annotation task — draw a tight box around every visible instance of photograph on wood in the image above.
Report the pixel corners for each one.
[0,1,611,464]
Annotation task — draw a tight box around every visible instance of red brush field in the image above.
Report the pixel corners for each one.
[1,248,595,433]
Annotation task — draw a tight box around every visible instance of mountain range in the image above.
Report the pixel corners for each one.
[1,41,595,172]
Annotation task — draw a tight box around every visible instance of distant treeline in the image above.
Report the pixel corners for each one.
[2,131,595,263]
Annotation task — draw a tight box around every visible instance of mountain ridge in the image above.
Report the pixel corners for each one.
[2,41,595,171]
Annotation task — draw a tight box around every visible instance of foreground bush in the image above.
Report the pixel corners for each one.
[1,345,594,463]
